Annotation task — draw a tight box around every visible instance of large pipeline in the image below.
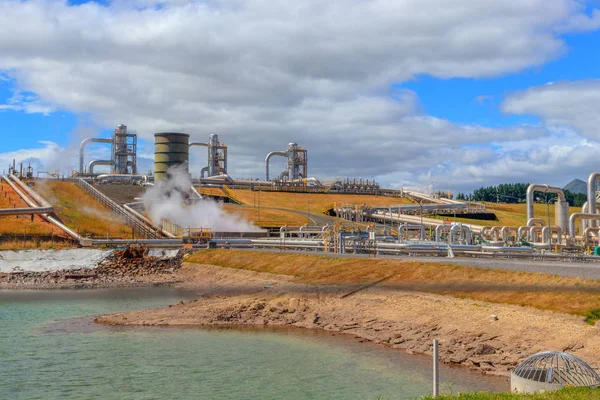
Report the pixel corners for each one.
[3,176,81,241]
[526,184,568,231]
[569,213,600,239]
[89,160,113,175]
[79,137,113,174]
[265,151,287,181]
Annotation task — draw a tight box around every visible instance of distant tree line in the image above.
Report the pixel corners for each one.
[456,183,587,207]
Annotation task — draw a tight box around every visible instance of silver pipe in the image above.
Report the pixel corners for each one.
[517,226,531,240]
[8,174,52,208]
[588,172,600,228]
[0,206,54,216]
[584,227,600,243]
[200,167,209,178]
[500,226,517,241]
[96,174,147,181]
[541,226,562,245]
[529,226,543,243]
[527,218,546,226]
[526,184,566,223]
[4,176,81,240]
[79,137,113,174]
[265,151,287,181]
[569,213,600,238]
[89,160,113,175]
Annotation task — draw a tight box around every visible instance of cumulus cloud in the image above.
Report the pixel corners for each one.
[0,0,599,191]
[502,79,600,141]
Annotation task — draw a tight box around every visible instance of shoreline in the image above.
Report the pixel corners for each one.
[94,263,600,377]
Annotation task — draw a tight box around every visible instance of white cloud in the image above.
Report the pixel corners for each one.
[0,0,599,191]
[502,79,600,141]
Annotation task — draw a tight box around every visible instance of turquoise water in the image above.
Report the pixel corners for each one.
[0,289,508,399]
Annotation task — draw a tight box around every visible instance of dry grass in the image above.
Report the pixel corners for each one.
[221,204,309,226]
[0,182,59,235]
[231,189,411,214]
[0,239,73,250]
[187,250,600,316]
[441,202,581,228]
[34,181,134,238]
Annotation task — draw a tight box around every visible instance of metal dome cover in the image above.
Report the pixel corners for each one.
[513,351,600,386]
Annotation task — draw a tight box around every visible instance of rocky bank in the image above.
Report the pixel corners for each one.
[96,263,600,377]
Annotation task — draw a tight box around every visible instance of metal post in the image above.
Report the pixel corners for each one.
[433,339,439,397]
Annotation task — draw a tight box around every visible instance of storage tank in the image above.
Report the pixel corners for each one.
[511,351,600,394]
[154,132,190,181]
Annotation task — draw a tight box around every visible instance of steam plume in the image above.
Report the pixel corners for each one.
[142,164,260,232]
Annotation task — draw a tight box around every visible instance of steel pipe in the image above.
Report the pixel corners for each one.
[80,137,113,174]
[569,213,600,238]
[89,160,113,175]
[526,184,566,228]
[265,151,287,181]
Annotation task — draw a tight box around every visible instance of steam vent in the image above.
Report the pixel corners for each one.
[511,351,600,394]
[154,132,190,181]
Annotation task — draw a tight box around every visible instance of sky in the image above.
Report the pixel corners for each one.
[1,0,600,193]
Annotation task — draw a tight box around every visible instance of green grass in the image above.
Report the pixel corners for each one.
[419,387,600,399]
[583,308,600,325]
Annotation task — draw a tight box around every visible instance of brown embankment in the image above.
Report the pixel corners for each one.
[96,259,600,377]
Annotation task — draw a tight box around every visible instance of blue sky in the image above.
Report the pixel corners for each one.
[1,0,600,191]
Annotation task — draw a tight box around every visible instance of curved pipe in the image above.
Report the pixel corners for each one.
[265,151,287,181]
[588,173,600,228]
[450,224,471,244]
[542,226,562,245]
[89,160,112,175]
[569,213,600,238]
[96,174,147,181]
[435,225,450,242]
[200,167,209,178]
[527,218,546,227]
[189,142,208,148]
[517,226,531,240]
[500,226,517,241]
[529,226,543,243]
[79,137,113,174]
[526,184,566,223]
[584,227,600,243]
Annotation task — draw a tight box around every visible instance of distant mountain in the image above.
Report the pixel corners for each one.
[564,179,587,194]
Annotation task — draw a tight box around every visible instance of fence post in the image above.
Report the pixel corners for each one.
[433,339,439,397]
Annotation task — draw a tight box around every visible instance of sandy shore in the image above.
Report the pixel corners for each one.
[96,262,600,377]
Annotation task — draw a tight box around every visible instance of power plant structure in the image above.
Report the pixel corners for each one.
[265,142,307,181]
[79,124,137,175]
[190,134,228,178]
[154,132,190,181]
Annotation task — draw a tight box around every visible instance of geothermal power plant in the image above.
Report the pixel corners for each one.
[4,123,600,260]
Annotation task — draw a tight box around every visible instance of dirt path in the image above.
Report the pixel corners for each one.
[96,263,600,377]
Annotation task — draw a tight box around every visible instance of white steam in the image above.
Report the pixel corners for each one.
[142,165,260,232]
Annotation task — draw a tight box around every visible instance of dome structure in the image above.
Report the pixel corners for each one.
[511,351,600,394]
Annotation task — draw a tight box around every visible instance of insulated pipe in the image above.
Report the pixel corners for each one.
[96,174,147,182]
[529,226,543,243]
[542,226,562,245]
[200,167,209,178]
[527,218,546,227]
[569,213,600,238]
[435,225,450,242]
[265,151,287,181]
[79,138,113,174]
[89,160,112,175]
[0,206,54,216]
[500,226,517,241]
[450,224,471,244]
[481,226,492,239]
[490,226,502,241]
[526,184,566,224]
[517,226,531,240]
[4,176,81,240]
[8,175,52,208]
[588,173,600,227]
[584,227,600,243]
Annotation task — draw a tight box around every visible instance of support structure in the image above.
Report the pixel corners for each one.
[79,124,137,175]
[190,134,227,178]
[265,142,307,181]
